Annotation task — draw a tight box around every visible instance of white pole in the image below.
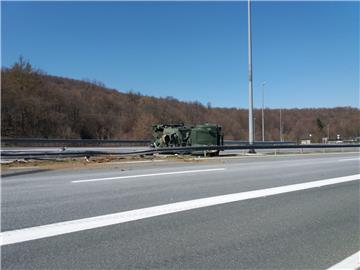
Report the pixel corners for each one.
[279,108,283,142]
[261,81,266,141]
[248,0,254,150]
[254,117,256,141]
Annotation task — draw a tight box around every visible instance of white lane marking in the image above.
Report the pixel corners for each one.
[113,160,166,164]
[1,174,359,246]
[71,168,226,183]
[327,251,360,270]
[338,158,360,162]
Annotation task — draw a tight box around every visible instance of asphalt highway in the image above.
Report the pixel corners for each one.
[1,152,359,269]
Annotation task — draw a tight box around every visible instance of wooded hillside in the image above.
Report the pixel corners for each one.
[2,59,359,142]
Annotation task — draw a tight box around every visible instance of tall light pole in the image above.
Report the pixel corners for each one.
[254,117,256,141]
[261,81,266,141]
[279,108,282,142]
[248,0,255,152]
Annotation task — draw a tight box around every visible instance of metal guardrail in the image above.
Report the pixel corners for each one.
[1,138,296,146]
[1,138,297,147]
[1,143,359,159]
[224,140,296,145]
[1,138,152,146]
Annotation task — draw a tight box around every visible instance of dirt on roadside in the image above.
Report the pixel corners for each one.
[0,154,216,172]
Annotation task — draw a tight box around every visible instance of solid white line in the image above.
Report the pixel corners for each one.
[1,174,359,246]
[116,160,166,164]
[327,251,360,270]
[71,168,226,183]
[338,158,360,162]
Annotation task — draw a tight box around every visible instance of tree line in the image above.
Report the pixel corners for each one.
[2,59,359,142]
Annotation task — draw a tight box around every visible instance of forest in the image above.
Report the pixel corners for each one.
[2,59,359,143]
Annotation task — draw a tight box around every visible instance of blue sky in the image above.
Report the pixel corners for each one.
[2,1,359,108]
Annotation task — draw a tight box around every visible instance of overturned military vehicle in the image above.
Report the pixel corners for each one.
[151,123,224,155]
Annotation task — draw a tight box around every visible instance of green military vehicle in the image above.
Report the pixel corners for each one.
[188,124,224,156]
[151,123,191,148]
[151,123,223,156]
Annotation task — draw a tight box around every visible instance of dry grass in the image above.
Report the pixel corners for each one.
[0,154,213,171]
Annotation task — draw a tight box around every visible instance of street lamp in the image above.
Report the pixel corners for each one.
[261,81,266,141]
[254,117,256,141]
[247,0,255,153]
[279,108,283,142]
